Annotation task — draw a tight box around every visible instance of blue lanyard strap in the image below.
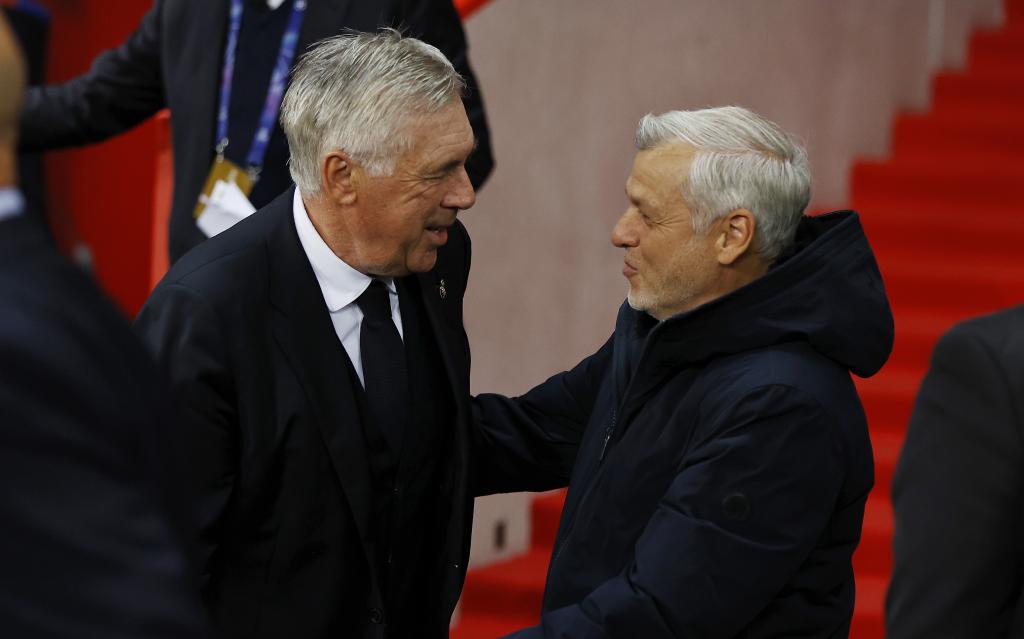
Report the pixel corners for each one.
[216,0,307,176]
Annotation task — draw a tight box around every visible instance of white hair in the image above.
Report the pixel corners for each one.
[635,106,811,263]
[280,29,465,194]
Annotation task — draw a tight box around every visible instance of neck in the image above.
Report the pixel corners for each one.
[302,192,363,271]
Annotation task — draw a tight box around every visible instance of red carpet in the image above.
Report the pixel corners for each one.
[453,1,1024,636]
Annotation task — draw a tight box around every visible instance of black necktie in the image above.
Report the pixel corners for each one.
[356,279,408,453]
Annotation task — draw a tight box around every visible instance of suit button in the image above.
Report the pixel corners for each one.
[369,607,384,624]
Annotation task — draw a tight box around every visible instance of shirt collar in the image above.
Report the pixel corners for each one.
[0,188,24,223]
[292,188,396,312]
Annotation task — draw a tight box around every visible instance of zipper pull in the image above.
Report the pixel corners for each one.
[599,429,612,461]
[599,410,617,461]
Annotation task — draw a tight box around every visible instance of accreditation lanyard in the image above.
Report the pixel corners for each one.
[215,0,307,181]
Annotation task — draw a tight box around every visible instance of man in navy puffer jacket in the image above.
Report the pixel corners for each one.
[473,106,894,638]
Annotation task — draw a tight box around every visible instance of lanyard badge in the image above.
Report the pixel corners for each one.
[194,0,308,227]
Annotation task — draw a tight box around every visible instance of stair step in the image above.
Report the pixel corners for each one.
[860,211,1024,265]
[931,69,1024,111]
[852,160,1024,206]
[890,111,1024,157]
[934,68,1024,96]
[970,27,1024,66]
[872,254,1024,314]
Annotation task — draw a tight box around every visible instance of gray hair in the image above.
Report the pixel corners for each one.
[635,106,811,263]
[280,30,466,194]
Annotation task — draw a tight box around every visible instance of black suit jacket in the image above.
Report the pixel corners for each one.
[19,0,493,264]
[887,305,1024,638]
[134,188,474,638]
[0,213,211,639]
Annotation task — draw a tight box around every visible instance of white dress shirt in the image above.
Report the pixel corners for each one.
[0,188,24,222]
[292,188,403,387]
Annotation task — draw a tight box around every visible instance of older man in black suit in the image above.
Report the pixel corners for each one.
[0,16,210,639]
[135,31,477,639]
[19,0,492,264]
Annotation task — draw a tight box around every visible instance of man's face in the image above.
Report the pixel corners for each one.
[612,143,719,320]
[349,99,476,276]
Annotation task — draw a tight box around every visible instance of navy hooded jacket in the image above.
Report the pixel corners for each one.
[473,210,894,638]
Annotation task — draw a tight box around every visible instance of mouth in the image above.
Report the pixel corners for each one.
[622,260,638,278]
[425,224,450,245]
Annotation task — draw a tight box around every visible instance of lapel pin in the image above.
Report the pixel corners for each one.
[439,278,447,299]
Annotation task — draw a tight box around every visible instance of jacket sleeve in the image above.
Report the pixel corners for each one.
[398,0,494,189]
[18,0,166,152]
[505,385,846,639]
[886,323,1023,638]
[134,281,238,582]
[471,336,612,496]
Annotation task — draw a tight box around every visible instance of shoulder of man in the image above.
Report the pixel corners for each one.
[940,304,1024,367]
[156,195,292,304]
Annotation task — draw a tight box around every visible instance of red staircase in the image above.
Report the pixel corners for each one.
[453,2,1024,636]
[850,0,1024,635]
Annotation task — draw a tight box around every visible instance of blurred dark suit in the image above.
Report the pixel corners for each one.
[887,305,1024,637]
[0,209,211,639]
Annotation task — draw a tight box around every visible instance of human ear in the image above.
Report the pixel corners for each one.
[322,150,357,206]
[715,209,756,265]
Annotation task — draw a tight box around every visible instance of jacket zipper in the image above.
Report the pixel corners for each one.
[599,408,617,461]
[548,320,662,586]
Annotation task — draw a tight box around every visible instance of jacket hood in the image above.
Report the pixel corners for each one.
[619,210,894,379]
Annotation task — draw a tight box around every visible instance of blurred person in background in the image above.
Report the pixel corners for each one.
[0,14,211,639]
[887,305,1024,637]
[17,0,492,264]
[472,106,893,638]
[135,31,478,639]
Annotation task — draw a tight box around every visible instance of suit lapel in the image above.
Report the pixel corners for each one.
[415,272,467,404]
[266,190,374,563]
[416,269,472,614]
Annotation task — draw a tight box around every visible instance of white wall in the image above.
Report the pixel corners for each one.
[460,0,1004,568]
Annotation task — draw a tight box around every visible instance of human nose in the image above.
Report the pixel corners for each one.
[443,167,476,212]
[611,209,638,248]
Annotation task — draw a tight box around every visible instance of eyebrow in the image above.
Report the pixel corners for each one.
[625,185,645,206]
[435,138,479,174]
